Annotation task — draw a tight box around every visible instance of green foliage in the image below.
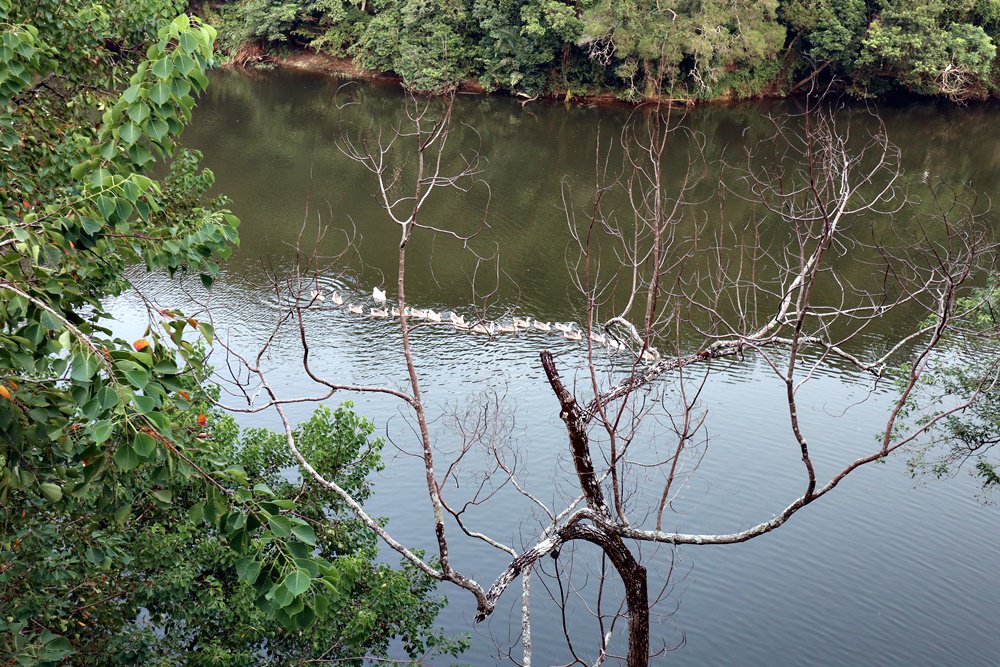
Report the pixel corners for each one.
[0,0,460,662]
[677,0,786,98]
[782,0,868,68]
[214,0,1000,101]
[855,0,997,98]
[578,0,685,96]
[0,0,230,525]
[903,281,1000,499]
[215,0,370,55]
[351,0,477,92]
[578,0,786,98]
[2,402,466,664]
[474,0,583,94]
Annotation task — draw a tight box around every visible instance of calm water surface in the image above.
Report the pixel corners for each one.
[109,70,1000,665]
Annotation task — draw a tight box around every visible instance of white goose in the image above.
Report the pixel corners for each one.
[641,347,661,361]
[513,317,531,329]
[563,327,582,341]
[497,322,517,333]
[532,320,552,332]
[426,309,442,322]
[309,289,325,301]
[471,322,495,335]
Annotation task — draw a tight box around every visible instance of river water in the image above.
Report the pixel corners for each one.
[109,69,1000,665]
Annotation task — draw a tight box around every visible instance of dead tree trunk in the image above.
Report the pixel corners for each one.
[542,350,651,665]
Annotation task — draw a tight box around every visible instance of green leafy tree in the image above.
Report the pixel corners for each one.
[4,401,463,665]
[855,0,997,98]
[580,0,689,95]
[781,0,869,71]
[580,0,786,98]
[214,0,370,56]
[353,0,477,91]
[473,0,583,94]
[0,0,460,662]
[680,0,786,97]
[904,280,1000,498]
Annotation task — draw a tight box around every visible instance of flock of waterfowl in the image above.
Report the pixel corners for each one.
[307,287,661,360]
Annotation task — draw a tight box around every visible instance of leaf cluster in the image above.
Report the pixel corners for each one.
[1,1,461,662]
[900,281,1000,498]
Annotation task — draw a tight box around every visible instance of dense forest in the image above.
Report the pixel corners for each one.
[210,0,1000,102]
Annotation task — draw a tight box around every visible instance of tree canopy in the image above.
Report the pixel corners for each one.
[0,1,459,663]
[214,0,1000,101]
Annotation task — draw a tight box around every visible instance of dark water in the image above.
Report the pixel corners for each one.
[109,70,1000,665]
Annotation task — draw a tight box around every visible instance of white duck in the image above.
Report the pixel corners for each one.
[532,320,552,332]
[309,290,325,301]
[563,328,582,341]
[331,292,344,306]
[471,322,495,335]
[372,286,387,303]
[513,317,531,329]
[426,309,442,322]
[641,347,661,361]
[369,307,388,318]
[347,304,363,314]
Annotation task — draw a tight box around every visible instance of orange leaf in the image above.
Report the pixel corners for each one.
[133,338,149,351]
[197,413,207,426]
[0,385,11,401]
[178,391,191,401]
[159,308,172,316]
[187,318,198,329]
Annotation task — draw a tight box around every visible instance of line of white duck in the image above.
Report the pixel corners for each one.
[307,287,661,360]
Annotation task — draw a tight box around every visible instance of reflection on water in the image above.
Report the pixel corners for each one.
[108,70,1000,665]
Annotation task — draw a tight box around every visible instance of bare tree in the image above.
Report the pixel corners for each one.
[211,93,997,666]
